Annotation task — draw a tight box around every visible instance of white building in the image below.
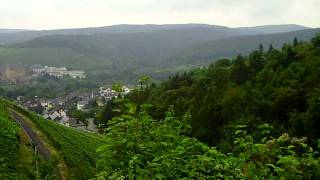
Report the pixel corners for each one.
[65,71,86,79]
[77,101,89,111]
[30,64,86,79]
[98,86,131,103]
[122,86,131,95]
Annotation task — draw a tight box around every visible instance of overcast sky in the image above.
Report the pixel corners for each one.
[1,0,319,30]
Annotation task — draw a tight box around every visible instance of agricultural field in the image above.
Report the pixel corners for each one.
[0,99,57,179]
[15,106,106,179]
[0,100,19,179]
[1,98,107,179]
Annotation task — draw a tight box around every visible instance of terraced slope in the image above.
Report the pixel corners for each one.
[1,99,107,179]
[0,100,19,179]
[1,99,59,179]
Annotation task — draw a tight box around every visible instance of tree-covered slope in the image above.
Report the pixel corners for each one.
[118,33,320,147]
[0,29,29,34]
[90,33,320,179]
[94,103,320,179]
[236,24,309,34]
[11,26,246,63]
[0,24,241,45]
[0,28,317,85]
[0,47,113,71]
[165,28,320,67]
[0,24,308,45]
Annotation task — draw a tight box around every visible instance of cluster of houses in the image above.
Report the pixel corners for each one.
[98,87,118,101]
[76,94,92,111]
[18,92,92,129]
[43,109,69,125]
[98,86,131,101]
[31,64,86,79]
[17,85,131,132]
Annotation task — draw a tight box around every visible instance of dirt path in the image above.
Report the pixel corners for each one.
[10,109,68,179]
[11,111,51,160]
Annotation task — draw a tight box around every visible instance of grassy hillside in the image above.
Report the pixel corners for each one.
[0,98,59,179]
[14,106,106,179]
[0,100,19,179]
[0,99,107,179]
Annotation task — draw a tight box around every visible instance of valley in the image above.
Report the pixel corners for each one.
[0,31,319,179]
[0,2,320,176]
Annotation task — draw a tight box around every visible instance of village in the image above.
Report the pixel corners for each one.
[0,63,132,133]
[17,85,131,132]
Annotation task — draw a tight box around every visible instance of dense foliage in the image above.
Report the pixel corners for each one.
[0,100,19,179]
[93,34,320,178]
[0,76,97,99]
[94,103,320,179]
[120,33,320,149]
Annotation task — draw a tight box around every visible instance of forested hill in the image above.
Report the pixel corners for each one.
[236,24,308,34]
[93,34,320,178]
[0,29,29,34]
[0,26,317,84]
[165,28,320,67]
[118,33,320,147]
[0,24,309,44]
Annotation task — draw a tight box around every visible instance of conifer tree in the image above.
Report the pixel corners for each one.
[293,37,298,46]
[268,44,274,53]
